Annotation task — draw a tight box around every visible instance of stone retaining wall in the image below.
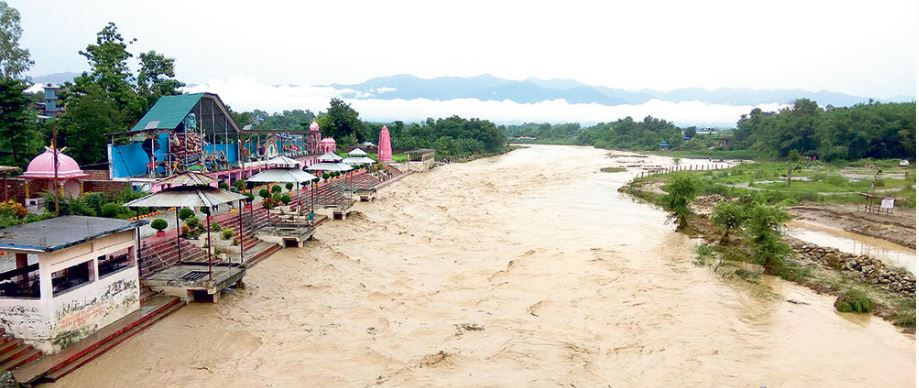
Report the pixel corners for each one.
[788,237,915,296]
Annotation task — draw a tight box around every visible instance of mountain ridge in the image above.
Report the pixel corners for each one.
[330,74,910,107]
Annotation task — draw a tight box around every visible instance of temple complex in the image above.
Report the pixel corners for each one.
[0,91,410,384]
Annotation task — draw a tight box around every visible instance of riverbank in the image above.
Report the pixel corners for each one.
[55,145,915,387]
[619,167,917,332]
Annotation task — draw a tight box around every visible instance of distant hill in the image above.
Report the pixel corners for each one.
[30,72,80,85]
[330,74,892,107]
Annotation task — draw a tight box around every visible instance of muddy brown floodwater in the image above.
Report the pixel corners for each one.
[57,145,915,387]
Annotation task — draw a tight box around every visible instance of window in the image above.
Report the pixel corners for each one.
[52,261,93,296]
[98,247,134,278]
[0,262,40,299]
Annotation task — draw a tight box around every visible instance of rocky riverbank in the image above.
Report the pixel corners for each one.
[619,174,917,332]
[788,238,915,297]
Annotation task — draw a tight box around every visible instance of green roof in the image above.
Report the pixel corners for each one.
[131,93,204,131]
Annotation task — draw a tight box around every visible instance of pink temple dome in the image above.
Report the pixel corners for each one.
[309,120,320,132]
[22,147,88,179]
[378,125,392,163]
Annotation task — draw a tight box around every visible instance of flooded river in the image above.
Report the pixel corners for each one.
[58,145,914,387]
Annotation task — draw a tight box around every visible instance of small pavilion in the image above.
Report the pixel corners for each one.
[0,216,146,354]
[20,146,88,208]
[318,137,337,154]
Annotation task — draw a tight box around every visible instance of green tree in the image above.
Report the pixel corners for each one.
[318,98,367,143]
[0,1,32,78]
[745,203,791,273]
[136,50,185,108]
[661,173,700,230]
[58,85,123,163]
[69,22,145,120]
[711,202,746,243]
[0,77,39,167]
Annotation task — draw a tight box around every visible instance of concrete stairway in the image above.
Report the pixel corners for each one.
[0,329,42,376]
[139,236,207,277]
[12,294,184,384]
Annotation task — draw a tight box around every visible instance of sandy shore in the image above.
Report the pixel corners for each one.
[56,145,915,387]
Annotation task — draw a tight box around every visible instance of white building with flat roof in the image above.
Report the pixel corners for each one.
[0,216,145,353]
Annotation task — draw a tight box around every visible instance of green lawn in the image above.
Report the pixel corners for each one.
[637,159,916,208]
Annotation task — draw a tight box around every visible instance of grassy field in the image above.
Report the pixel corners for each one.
[636,160,916,208]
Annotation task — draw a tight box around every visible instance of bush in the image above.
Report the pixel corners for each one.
[44,193,96,216]
[661,174,700,230]
[185,216,201,229]
[0,200,27,218]
[271,185,282,194]
[322,173,330,180]
[834,289,873,313]
[711,202,746,243]
[280,194,291,205]
[150,218,168,231]
[178,208,195,220]
[82,192,108,215]
[182,216,203,239]
[211,222,223,232]
[234,179,247,191]
[245,193,255,202]
[199,206,211,215]
[745,203,791,274]
[259,188,270,199]
[694,244,716,266]
[221,228,234,240]
[218,182,229,190]
[100,202,122,218]
[285,182,294,190]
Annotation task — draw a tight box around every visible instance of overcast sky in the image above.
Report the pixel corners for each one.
[13,0,916,98]
[9,1,917,126]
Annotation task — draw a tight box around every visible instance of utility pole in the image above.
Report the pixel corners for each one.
[52,123,60,216]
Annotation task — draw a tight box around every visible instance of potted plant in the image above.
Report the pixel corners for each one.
[280,193,291,211]
[244,193,255,211]
[151,218,168,237]
[183,216,205,247]
[178,207,195,221]
[234,179,247,192]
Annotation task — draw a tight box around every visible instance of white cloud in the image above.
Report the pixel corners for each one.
[185,76,785,127]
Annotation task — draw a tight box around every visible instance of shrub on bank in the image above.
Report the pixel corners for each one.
[834,289,873,313]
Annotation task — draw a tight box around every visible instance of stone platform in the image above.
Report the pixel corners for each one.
[141,263,245,303]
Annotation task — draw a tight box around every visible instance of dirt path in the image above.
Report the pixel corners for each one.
[789,205,916,249]
[56,145,915,387]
